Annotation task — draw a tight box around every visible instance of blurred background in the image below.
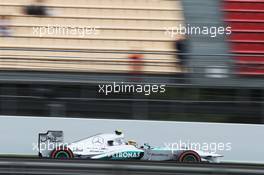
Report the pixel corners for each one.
[0,0,263,124]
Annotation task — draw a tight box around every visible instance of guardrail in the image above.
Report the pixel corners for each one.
[0,158,263,175]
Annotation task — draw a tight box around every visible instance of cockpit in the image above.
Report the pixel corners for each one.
[107,138,125,146]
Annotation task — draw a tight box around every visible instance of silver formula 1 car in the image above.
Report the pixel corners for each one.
[38,130,223,163]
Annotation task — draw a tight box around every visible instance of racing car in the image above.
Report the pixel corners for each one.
[38,130,223,163]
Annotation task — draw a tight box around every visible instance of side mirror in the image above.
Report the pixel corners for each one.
[144,143,151,149]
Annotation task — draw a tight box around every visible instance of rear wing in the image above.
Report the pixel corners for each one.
[38,131,64,157]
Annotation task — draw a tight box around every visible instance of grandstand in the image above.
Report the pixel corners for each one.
[0,0,185,73]
[223,0,264,75]
[0,0,263,124]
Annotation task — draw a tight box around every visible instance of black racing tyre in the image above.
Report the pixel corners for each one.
[178,150,201,163]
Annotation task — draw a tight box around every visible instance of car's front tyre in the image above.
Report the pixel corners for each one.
[178,150,201,163]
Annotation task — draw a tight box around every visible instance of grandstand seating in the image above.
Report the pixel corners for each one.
[223,0,264,75]
[0,0,185,73]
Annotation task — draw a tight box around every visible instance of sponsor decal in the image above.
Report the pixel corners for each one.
[112,151,141,159]
[92,136,104,146]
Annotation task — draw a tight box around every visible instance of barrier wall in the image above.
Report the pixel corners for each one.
[0,115,263,163]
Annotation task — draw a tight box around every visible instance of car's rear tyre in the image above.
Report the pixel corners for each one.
[50,147,74,159]
[178,150,201,163]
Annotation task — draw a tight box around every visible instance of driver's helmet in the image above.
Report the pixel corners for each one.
[127,140,137,146]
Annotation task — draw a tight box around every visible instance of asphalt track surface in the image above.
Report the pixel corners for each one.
[0,157,263,175]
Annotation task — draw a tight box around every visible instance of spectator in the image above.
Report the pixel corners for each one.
[175,35,188,72]
[129,50,144,75]
[24,0,49,16]
[0,15,12,37]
